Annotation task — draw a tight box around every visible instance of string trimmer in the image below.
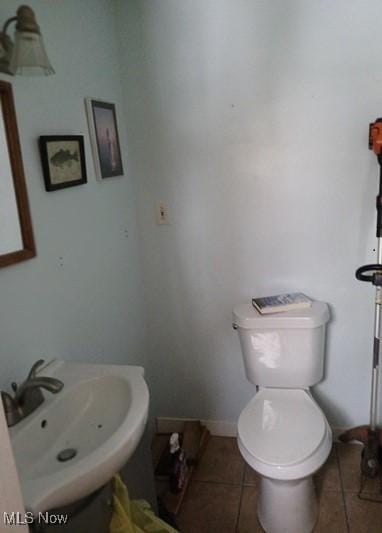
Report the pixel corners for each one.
[339,119,382,482]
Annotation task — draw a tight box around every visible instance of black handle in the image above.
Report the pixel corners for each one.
[356,264,382,285]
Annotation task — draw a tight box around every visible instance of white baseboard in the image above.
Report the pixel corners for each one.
[156,417,359,443]
[156,417,237,437]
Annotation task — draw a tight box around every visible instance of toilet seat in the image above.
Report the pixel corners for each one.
[238,388,332,480]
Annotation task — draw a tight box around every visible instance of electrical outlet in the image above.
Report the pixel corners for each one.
[156,201,170,225]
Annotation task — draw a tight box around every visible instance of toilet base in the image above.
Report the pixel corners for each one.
[257,476,317,533]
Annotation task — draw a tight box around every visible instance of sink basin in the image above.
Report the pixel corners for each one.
[9,360,149,513]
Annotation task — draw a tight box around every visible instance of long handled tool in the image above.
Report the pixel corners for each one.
[339,119,382,480]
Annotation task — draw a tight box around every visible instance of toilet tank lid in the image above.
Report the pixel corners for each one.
[233,301,329,329]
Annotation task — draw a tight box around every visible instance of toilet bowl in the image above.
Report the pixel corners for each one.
[233,300,331,533]
[238,388,332,481]
[238,388,332,532]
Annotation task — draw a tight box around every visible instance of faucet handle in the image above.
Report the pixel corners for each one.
[1,392,21,427]
[27,359,45,380]
[1,391,16,412]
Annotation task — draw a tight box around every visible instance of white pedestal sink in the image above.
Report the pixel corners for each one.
[9,360,149,513]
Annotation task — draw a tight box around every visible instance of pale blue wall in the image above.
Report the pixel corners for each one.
[115,0,382,427]
[4,0,382,430]
[0,1,148,388]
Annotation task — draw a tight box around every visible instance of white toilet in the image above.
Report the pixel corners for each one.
[232,300,332,533]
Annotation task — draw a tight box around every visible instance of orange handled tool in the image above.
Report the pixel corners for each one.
[369,119,382,156]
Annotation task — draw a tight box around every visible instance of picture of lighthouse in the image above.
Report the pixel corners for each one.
[87,99,123,180]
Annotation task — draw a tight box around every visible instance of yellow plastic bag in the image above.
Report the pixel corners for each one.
[110,475,179,533]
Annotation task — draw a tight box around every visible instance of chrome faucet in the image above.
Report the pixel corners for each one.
[1,360,64,427]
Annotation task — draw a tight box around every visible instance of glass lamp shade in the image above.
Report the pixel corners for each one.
[9,31,54,76]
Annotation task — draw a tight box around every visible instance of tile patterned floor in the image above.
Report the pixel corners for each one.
[171,437,382,533]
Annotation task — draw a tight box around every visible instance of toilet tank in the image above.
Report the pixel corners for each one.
[232,301,330,388]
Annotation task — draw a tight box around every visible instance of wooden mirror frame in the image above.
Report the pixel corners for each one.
[0,81,36,268]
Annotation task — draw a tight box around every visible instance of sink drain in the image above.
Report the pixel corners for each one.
[57,448,77,462]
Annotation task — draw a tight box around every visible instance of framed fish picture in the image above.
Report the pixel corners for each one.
[39,136,87,191]
[85,98,124,181]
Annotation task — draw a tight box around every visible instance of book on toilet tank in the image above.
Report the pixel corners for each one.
[252,292,312,314]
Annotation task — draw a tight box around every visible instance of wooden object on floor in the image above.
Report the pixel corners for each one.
[152,422,210,515]
[339,425,382,445]
[182,420,204,465]
[152,434,169,472]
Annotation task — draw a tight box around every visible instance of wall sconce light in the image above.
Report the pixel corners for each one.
[0,5,54,76]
